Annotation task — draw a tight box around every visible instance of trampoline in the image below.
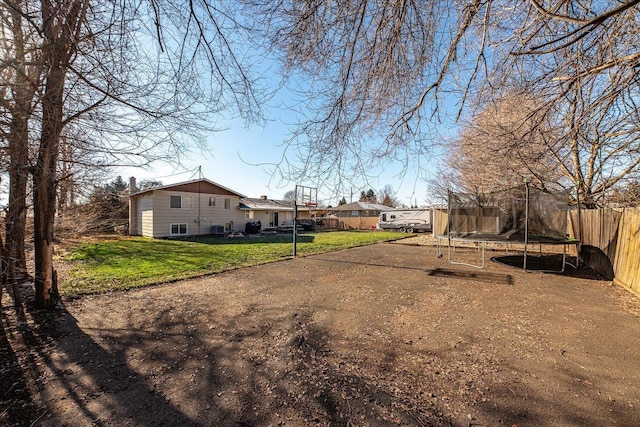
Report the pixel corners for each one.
[436,180,580,272]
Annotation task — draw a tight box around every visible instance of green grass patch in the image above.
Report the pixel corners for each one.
[62,231,407,296]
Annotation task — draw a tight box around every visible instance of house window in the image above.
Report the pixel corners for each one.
[170,223,188,235]
[209,197,215,206]
[170,195,192,209]
[351,210,359,216]
[245,211,254,219]
[224,198,231,209]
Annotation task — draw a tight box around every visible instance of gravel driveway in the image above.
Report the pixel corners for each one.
[4,241,640,426]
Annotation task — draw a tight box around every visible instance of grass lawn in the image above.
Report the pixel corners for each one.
[61,231,408,296]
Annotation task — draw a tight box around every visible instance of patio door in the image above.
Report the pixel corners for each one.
[270,212,279,227]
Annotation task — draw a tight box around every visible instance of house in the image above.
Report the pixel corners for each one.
[128,177,247,238]
[239,196,313,229]
[332,201,390,230]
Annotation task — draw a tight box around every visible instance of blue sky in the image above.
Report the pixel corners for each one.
[114,17,458,208]
[118,103,446,207]
[107,6,468,208]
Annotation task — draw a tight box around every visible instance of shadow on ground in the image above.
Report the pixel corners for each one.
[491,254,607,279]
[10,303,456,425]
[0,309,43,426]
[310,256,516,285]
[2,243,638,426]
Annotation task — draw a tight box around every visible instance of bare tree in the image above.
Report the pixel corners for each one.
[248,0,485,192]
[3,0,266,309]
[1,0,42,287]
[440,91,565,194]
[377,185,398,208]
[497,2,640,208]
[137,179,163,191]
[248,1,640,200]
[608,180,640,207]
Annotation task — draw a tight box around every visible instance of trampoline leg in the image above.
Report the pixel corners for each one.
[563,242,579,271]
[446,239,486,269]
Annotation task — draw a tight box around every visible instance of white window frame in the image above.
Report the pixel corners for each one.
[170,195,193,209]
[209,197,216,207]
[351,210,360,216]
[245,210,254,219]
[169,223,188,235]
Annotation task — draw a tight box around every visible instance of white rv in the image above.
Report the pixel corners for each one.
[378,209,432,232]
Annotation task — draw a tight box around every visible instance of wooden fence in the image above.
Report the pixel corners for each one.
[572,208,640,295]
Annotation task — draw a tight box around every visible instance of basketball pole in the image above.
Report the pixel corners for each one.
[293,202,298,257]
[523,177,529,271]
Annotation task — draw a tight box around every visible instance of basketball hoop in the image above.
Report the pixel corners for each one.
[293,184,318,258]
[295,184,318,208]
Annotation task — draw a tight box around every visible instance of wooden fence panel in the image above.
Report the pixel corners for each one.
[613,209,640,295]
[569,207,639,294]
[571,209,622,280]
[433,208,449,236]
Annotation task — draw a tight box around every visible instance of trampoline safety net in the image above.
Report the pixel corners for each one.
[447,188,570,242]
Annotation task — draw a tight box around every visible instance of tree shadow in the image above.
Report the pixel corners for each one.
[310,256,515,285]
[0,308,44,426]
[4,242,637,426]
[12,304,206,426]
[14,301,453,426]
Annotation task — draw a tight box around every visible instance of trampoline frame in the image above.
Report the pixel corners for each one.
[436,234,580,272]
[436,180,581,272]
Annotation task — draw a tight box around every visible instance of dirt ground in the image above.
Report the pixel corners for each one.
[2,238,640,426]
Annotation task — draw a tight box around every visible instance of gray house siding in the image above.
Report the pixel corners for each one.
[146,190,245,238]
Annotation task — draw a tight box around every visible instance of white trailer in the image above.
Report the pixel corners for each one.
[378,209,432,233]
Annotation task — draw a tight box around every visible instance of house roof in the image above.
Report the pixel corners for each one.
[239,197,313,211]
[130,178,245,198]
[239,197,294,211]
[332,201,390,211]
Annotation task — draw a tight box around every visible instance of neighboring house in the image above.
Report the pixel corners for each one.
[128,178,246,238]
[332,201,390,230]
[239,196,312,229]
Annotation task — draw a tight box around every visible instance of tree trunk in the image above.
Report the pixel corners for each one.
[4,0,34,286]
[0,232,4,308]
[33,64,63,308]
[33,7,66,309]
[33,0,88,309]
[33,90,63,308]
[6,131,30,282]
